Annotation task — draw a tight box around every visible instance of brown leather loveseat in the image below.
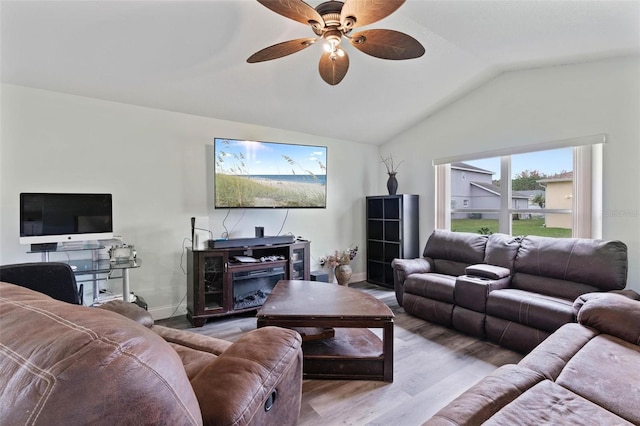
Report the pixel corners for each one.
[0,282,303,425]
[392,230,631,352]
[425,292,640,425]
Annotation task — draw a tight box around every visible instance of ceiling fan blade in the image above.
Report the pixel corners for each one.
[341,0,405,29]
[349,29,425,60]
[257,0,323,28]
[319,51,350,85]
[247,38,317,63]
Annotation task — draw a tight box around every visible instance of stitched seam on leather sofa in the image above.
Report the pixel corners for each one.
[1,297,101,340]
[498,322,512,346]
[518,299,531,325]
[0,343,55,424]
[564,240,577,280]
[1,297,201,425]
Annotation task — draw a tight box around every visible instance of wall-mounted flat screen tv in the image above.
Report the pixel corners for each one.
[213,138,327,209]
[19,193,114,246]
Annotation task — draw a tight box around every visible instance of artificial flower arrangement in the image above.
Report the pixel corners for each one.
[319,246,359,268]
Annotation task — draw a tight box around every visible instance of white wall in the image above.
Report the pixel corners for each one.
[0,84,379,318]
[384,56,640,292]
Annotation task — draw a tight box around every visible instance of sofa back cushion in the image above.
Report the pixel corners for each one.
[484,233,522,271]
[423,230,488,270]
[513,236,627,293]
[0,282,202,425]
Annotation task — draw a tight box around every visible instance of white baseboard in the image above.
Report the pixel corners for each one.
[149,303,187,321]
[351,271,367,283]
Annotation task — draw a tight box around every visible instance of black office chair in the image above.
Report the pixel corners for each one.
[0,262,83,305]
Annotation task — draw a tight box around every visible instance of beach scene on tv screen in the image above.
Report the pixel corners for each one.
[214,138,327,208]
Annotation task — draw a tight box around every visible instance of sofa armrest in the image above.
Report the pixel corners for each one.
[391,257,433,276]
[391,257,433,306]
[97,299,154,328]
[465,264,511,280]
[190,326,303,426]
[575,292,640,345]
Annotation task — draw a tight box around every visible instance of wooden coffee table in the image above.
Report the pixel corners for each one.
[256,280,394,382]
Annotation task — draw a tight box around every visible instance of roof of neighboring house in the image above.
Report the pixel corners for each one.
[537,171,574,183]
[518,190,545,199]
[470,182,530,199]
[451,162,494,175]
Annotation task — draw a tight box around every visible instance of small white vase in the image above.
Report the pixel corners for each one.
[335,264,353,286]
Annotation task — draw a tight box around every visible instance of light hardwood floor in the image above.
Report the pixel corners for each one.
[157,281,523,426]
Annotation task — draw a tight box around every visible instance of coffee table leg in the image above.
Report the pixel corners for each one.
[383,320,394,382]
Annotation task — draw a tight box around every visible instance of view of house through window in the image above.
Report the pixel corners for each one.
[449,147,574,237]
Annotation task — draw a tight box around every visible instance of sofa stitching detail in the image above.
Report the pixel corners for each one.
[2,296,200,425]
[498,321,512,346]
[535,239,542,276]
[1,297,100,340]
[564,240,577,280]
[0,343,56,425]
[518,299,531,325]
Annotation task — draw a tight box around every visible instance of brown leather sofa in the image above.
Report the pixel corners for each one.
[392,230,632,352]
[425,292,640,425]
[0,282,303,425]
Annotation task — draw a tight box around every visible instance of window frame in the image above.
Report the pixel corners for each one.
[434,135,604,238]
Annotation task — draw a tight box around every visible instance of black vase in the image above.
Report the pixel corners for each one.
[387,173,398,195]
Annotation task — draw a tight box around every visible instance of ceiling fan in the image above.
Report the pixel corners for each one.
[247,0,425,85]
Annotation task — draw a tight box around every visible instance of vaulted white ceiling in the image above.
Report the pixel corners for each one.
[2,1,639,144]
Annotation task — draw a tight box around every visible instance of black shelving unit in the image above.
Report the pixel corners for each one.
[366,194,419,288]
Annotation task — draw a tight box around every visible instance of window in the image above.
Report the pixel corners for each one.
[434,135,604,238]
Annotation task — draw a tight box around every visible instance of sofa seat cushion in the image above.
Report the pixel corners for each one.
[484,380,633,426]
[511,272,599,301]
[403,294,455,326]
[404,273,456,303]
[152,325,233,380]
[167,343,219,380]
[485,316,551,353]
[423,364,545,425]
[555,335,640,424]
[518,323,597,380]
[486,289,574,333]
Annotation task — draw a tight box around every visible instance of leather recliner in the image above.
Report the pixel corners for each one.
[0,282,303,425]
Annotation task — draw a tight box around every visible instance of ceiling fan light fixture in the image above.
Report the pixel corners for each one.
[250,0,425,85]
[323,31,342,53]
